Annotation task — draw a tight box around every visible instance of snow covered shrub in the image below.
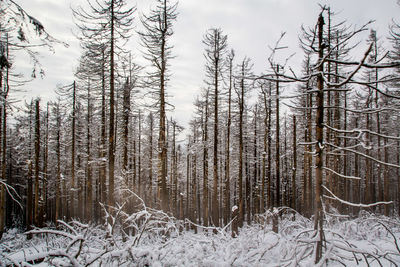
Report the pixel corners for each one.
[1,206,400,266]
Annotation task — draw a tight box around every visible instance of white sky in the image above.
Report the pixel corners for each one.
[12,0,400,129]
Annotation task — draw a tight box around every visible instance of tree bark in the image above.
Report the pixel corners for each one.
[212,53,220,228]
[71,81,76,218]
[123,77,130,180]
[238,68,244,227]
[202,90,209,226]
[275,65,280,208]
[224,52,234,225]
[314,13,325,264]
[55,103,61,223]
[100,48,106,211]
[86,82,92,221]
[34,99,41,226]
[292,115,297,210]
[108,0,116,207]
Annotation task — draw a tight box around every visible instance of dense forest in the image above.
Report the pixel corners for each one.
[1,0,400,265]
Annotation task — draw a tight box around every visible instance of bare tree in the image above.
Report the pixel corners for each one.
[73,0,135,208]
[202,28,228,227]
[139,0,178,211]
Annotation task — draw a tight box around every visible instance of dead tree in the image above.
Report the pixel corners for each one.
[202,28,228,227]
[139,0,177,211]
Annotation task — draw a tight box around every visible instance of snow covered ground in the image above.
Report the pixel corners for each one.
[1,208,400,266]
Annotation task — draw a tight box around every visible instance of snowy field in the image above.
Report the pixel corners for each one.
[1,208,400,266]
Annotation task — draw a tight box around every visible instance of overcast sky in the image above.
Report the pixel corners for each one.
[13,0,400,129]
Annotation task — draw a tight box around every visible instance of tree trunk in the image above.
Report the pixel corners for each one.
[100,48,107,211]
[365,93,371,204]
[212,56,220,228]
[172,121,178,215]
[0,101,3,240]
[238,72,244,227]
[192,128,198,229]
[0,88,6,237]
[354,117,360,214]
[138,111,142,198]
[34,99,41,226]
[27,160,33,237]
[71,81,76,218]
[224,52,234,225]
[267,84,272,209]
[123,77,130,183]
[86,82,92,221]
[314,13,325,264]
[148,112,153,206]
[77,104,83,219]
[202,90,209,226]
[261,89,268,213]
[41,104,48,223]
[383,137,389,216]
[108,0,116,208]
[273,65,280,234]
[55,104,61,223]
[157,1,169,212]
[253,106,259,217]
[397,132,400,217]
[292,115,297,210]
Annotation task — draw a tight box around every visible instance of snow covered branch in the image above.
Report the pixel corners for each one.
[323,185,393,208]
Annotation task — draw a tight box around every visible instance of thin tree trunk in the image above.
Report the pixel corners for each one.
[55,104,61,223]
[0,80,7,237]
[397,131,400,217]
[108,0,116,207]
[138,111,142,198]
[314,14,325,264]
[100,48,106,210]
[245,127,250,224]
[212,57,220,228]
[158,0,169,212]
[267,84,272,209]
[34,99,41,226]
[186,146,190,225]
[71,82,76,218]
[253,106,259,216]
[275,65,280,208]
[27,161,33,237]
[238,74,244,228]
[354,117,360,214]
[0,99,3,240]
[272,65,280,234]
[307,83,313,216]
[261,89,268,213]
[27,102,33,232]
[203,90,209,226]
[292,115,297,210]
[365,92,371,204]
[77,104,83,219]
[132,116,137,194]
[343,92,349,210]
[224,52,233,225]
[86,82,92,221]
[172,121,177,215]
[284,116,288,207]
[42,104,49,222]
[192,128,198,229]
[384,137,389,216]
[148,112,153,206]
[0,33,10,236]
[122,78,130,210]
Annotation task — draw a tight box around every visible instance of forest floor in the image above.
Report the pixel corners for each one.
[1,208,400,266]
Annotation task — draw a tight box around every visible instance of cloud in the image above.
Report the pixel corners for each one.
[10,0,400,129]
